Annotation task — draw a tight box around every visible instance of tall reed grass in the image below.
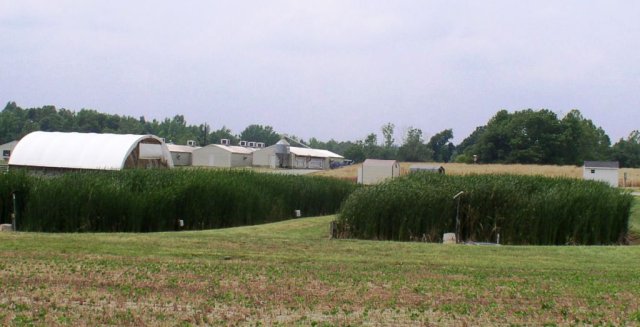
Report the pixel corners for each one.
[0,171,31,225]
[2,169,356,232]
[338,173,633,245]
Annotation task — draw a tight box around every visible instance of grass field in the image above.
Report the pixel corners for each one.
[311,162,640,188]
[1,201,639,325]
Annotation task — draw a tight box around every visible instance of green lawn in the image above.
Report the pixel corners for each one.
[1,213,640,326]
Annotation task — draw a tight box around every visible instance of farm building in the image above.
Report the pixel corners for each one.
[583,161,619,187]
[409,164,445,174]
[191,144,256,168]
[1,140,18,162]
[358,159,400,185]
[8,131,173,171]
[252,140,344,170]
[166,144,199,166]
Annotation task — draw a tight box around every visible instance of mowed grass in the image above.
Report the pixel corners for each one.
[1,210,640,326]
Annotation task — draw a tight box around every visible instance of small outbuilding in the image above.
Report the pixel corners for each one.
[8,131,173,171]
[289,147,344,169]
[358,159,400,185]
[1,140,18,162]
[409,164,445,174]
[166,144,199,166]
[583,161,619,187]
[191,144,255,168]
[252,140,343,170]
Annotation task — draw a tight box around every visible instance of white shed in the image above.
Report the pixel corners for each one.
[1,140,18,162]
[166,144,199,166]
[8,131,173,171]
[252,141,343,170]
[358,159,400,185]
[192,144,255,168]
[583,161,619,187]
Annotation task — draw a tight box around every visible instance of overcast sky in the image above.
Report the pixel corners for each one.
[1,1,639,144]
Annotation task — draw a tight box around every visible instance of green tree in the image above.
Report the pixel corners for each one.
[380,123,398,159]
[210,126,237,145]
[239,124,280,145]
[309,138,357,156]
[153,115,201,145]
[459,109,614,165]
[363,133,382,159]
[612,131,640,168]
[464,109,567,164]
[505,109,563,164]
[381,123,395,147]
[118,116,145,134]
[467,110,512,163]
[0,102,26,143]
[344,141,366,163]
[453,126,485,163]
[198,123,210,146]
[76,109,105,133]
[559,110,611,164]
[397,127,432,162]
[427,128,455,162]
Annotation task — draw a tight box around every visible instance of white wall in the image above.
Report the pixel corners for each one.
[192,146,231,167]
[252,146,276,167]
[291,156,327,169]
[0,141,18,161]
[170,152,192,166]
[583,168,618,187]
[360,163,400,185]
[230,152,252,167]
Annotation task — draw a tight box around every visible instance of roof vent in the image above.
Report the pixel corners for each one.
[187,140,196,146]
[239,140,247,147]
[220,139,230,145]
[256,142,265,148]
[248,141,256,148]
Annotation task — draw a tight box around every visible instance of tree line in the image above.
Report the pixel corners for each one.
[1,102,639,167]
[0,102,280,148]
[310,109,639,167]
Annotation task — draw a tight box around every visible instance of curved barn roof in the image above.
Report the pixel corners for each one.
[9,131,173,170]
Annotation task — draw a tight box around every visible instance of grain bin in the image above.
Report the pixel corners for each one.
[275,139,291,168]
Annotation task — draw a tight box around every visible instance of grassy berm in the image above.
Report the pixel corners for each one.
[0,204,639,326]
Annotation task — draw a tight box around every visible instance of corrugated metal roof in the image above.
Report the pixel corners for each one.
[208,144,257,154]
[166,144,199,153]
[584,161,619,169]
[290,147,343,159]
[363,159,398,167]
[8,131,172,170]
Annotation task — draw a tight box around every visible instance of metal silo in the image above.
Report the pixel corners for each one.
[275,139,290,168]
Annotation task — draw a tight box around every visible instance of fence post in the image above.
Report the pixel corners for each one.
[12,192,18,231]
[329,221,337,239]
